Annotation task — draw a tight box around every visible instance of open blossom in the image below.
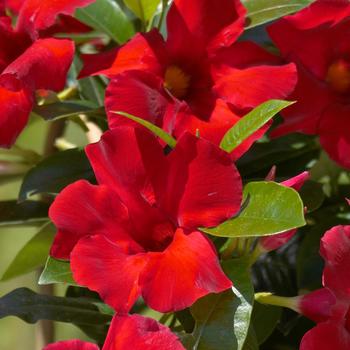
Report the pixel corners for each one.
[268,0,350,169]
[272,225,350,349]
[0,0,94,147]
[49,126,242,313]
[259,171,309,252]
[298,225,350,349]
[44,314,185,350]
[80,0,297,159]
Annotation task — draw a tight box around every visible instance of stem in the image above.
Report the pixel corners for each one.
[157,0,168,31]
[36,119,67,349]
[221,238,239,260]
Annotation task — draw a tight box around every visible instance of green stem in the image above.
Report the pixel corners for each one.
[221,238,239,260]
[157,0,168,31]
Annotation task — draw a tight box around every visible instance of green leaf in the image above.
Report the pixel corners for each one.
[242,326,259,350]
[251,303,281,345]
[202,182,306,238]
[190,258,254,350]
[220,100,294,153]
[75,0,134,43]
[0,288,111,326]
[33,101,105,121]
[39,257,78,286]
[19,148,95,201]
[1,223,55,281]
[123,0,161,22]
[113,111,177,148]
[0,200,49,226]
[243,0,314,29]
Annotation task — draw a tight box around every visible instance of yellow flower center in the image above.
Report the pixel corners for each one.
[326,59,350,94]
[164,65,191,99]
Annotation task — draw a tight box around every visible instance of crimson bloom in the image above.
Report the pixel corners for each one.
[0,0,94,147]
[49,126,242,313]
[81,0,297,159]
[44,314,184,350]
[268,0,350,169]
[259,224,350,349]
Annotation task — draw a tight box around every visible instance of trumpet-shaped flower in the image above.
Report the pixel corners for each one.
[268,0,350,168]
[0,0,94,147]
[81,0,297,159]
[49,126,242,313]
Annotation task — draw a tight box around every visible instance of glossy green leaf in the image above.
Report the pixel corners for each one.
[0,288,111,326]
[190,258,254,350]
[33,101,105,121]
[243,0,314,29]
[75,0,134,43]
[220,100,294,153]
[39,257,78,286]
[0,200,49,226]
[19,148,95,201]
[1,223,55,281]
[113,111,177,148]
[123,0,161,22]
[202,182,306,238]
[251,303,281,345]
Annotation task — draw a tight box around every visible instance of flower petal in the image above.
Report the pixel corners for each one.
[320,225,350,299]
[86,127,166,202]
[99,30,167,77]
[298,288,336,324]
[49,180,140,260]
[213,63,297,109]
[16,0,95,38]
[106,71,170,129]
[166,0,245,57]
[0,74,33,147]
[281,171,309,191]
[270,66,333,137]
[140,229,232,312]
[71,234,147,313]
[319,104,350,169]
[44,340,99,350]
[103,314,185,350]
[161,133,242,228]
[79,48,119,79]
[300,321,350,350]
[4,38,74,91]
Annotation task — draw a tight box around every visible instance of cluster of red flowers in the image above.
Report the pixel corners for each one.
[0,0,349,348]
[0,0,95,146]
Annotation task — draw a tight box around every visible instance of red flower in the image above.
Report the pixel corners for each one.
[297,225,350,349]
[45,339,99,350]
[81,0,297,159]
[0,0,94,148]
[268,0,350,169]
[103,314,185,349]
[44,314,185,350]
[258,171,309,252]
[49,126,242,313]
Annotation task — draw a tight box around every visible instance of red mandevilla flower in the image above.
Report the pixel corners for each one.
[80,0,297,159]
[44,314,185,350]
[0,0,94,147]
[49,126,242,313]
[268,0,350,169]
[298,225,350,349]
